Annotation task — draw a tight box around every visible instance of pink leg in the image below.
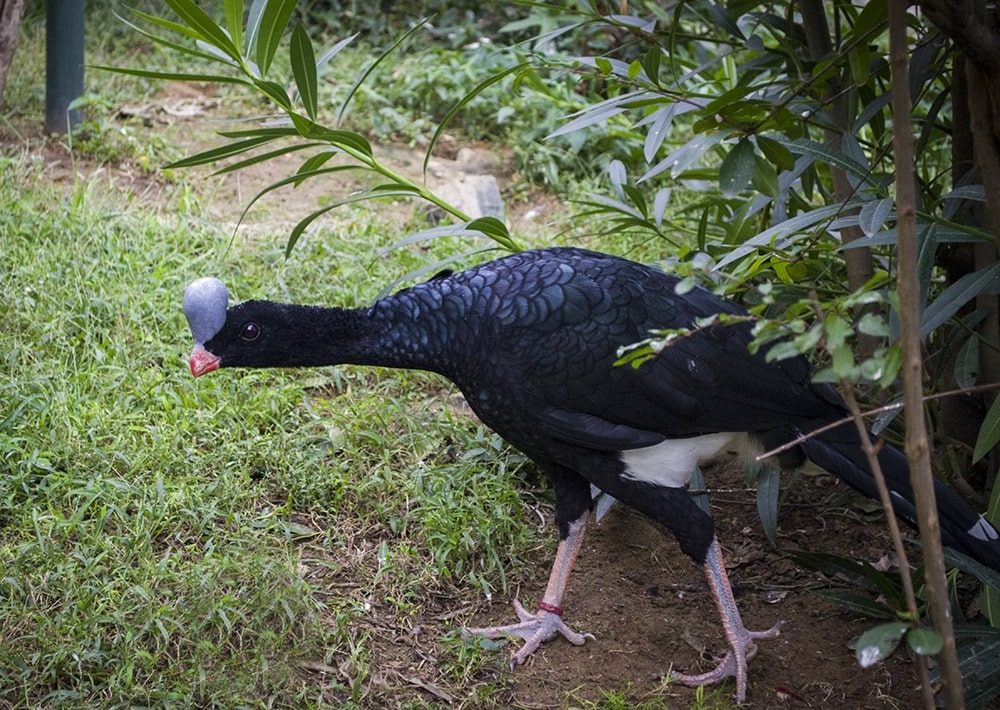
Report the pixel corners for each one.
[466,517,594,666]
[670,537,783,703]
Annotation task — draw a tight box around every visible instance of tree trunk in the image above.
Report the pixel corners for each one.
[798,0,878,358]
[0,0,27,104]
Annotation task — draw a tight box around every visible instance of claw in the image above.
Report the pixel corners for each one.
[466,599,595,666]
[665,539,784,703]
[668,621,784,698]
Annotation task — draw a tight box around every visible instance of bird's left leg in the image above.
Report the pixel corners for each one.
[466,516,594,665]
[669,536,783,703]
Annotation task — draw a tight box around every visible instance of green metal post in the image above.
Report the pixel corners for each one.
[45,0,84,134]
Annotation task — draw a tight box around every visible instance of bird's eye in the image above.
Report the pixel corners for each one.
[240,322,260,341]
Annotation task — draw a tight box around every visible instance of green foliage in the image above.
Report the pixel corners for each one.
[789,545,1000,703]
[99,0,523,256]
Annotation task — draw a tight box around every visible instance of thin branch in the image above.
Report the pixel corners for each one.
[890,1,964,706]
[756,382,1000,462]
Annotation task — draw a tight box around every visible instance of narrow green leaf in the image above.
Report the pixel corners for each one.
[811,589,896,619]
[547,104,626,140]
[642,46,660,85]
[165,0,241,62]
[164,136,278,169]
[719,138,756,197]
[424,62,529,180]
[316,33,358,69]
[973,394,1000,464]
[921,262,1000,338]
[256,0,298,77]
[224,0,244,52]
[754,461,780,548]
[757,135,795,172]
[290,21,318,119]
[218,126,299,139]
[93,65,248,85]
[117,11,234,64]
[905,627,943,656]
[856,621,908,668]
[777,137,873,184]
[466,216,517,250]
[127,7,203,42]
[858,198,894,237]
[953,334,979,389]
[750,153,778,197]
[252,78,292,109]
[244,0,267,56]
[211,142,325,176]
[337,19,428,126]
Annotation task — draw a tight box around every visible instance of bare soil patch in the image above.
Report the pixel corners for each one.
[314,455,930,708]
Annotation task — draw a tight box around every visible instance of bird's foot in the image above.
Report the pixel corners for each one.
[465,598,595,667]
[668,621,783,703]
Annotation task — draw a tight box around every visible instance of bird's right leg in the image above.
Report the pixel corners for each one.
[465,516,594,666]
[668,536,783,703]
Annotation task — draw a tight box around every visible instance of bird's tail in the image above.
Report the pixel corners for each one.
[798,423,1000,573]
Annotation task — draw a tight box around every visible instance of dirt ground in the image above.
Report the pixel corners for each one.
[7,97,989,708]
[464,460,924,708]
[339,455,932,709]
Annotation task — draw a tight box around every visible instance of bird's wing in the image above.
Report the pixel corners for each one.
[488,250,844,443]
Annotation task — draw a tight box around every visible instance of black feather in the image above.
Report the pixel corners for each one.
[193,247,1000,570]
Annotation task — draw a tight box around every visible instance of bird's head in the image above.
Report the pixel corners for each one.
[184,277,229,377]
[185,279,321,376]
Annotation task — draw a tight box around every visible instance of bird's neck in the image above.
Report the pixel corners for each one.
[273,294,461,375]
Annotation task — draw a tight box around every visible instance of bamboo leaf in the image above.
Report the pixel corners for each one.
[211,142,325,176]
[165,136,278,169]
[753,460,780,547]
[93,65,248,85]
[165,0,241,61]
[546,104,626,140]
[920,262,1000,338]
[775,137,873,184]
[224,0,244,52]
[290,21,318,119]
[905,627,943,656]
[116,11,234,64]
[424,62,529,180]
[856,622,908,668]
[316,33,358,69]
[337,19,429,126]
[244,0,267,56]
[256,0,298,77]
[859,197,894,237]
[642,104,677,163]
[812,590,896,619]
[973,395,1000,464]
[252,78,292,109]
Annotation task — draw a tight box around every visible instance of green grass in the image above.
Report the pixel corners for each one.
[0,145,545,706]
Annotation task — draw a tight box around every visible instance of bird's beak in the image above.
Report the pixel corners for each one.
[189,345,221,378]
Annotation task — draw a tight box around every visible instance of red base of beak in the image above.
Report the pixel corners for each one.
[190,345,221,377]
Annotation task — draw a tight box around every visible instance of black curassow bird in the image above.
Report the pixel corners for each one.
[184,247,1000,703]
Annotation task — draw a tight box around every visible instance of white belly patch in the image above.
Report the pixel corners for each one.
[620,432,740,488]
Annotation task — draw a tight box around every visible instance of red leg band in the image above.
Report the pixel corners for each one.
[537,601,563,616]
